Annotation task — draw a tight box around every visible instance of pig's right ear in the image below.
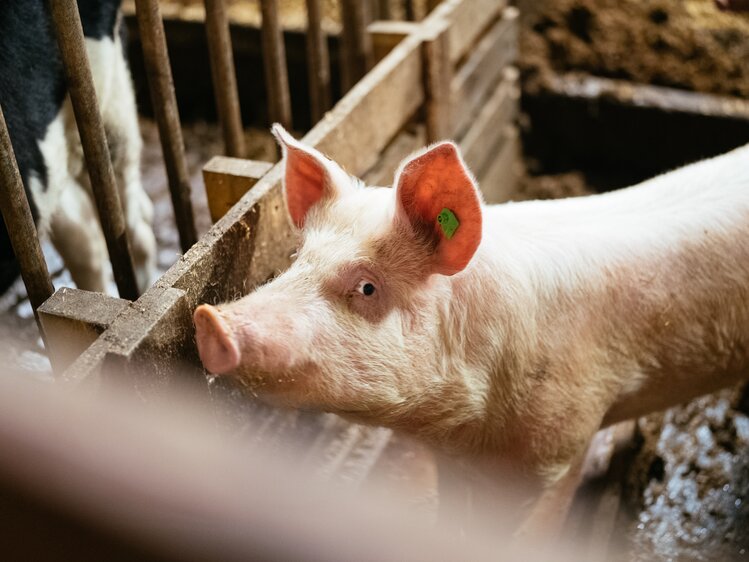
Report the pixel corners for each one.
[272,124,348,228]
[394,142,483,276]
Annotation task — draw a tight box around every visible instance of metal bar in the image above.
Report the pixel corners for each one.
[134,0,197,253]
[0,105,54,324]
[304,0,331,123]
[259,0,292,129]
[204,0,246,158]
[340,0,374,93]
[48,0,139,301]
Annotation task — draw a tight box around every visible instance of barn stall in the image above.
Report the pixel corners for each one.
[0,0,748,559]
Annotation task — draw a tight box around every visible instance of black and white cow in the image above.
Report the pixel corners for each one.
[0,0,156,294]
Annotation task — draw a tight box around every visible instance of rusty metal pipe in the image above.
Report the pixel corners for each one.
[48,0,139,301]
[339,0,374,92]
[134,0,197,253]
[260,0,292,130]
[0,105,54,326]
[304,0,331,123]
[204,0,246,158]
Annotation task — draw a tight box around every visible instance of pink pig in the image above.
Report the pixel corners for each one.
[195,125,749,530]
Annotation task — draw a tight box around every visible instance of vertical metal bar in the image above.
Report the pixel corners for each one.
[304,0,331,123]
[0,105,54,324]
[404,0,416,21]
[48,0,139,301]
[259,0,292,130]
[339,0,374,93]
[134,0,197,253]
[204,0,246,158]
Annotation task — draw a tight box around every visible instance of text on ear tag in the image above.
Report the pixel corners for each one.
[437,208,460,239]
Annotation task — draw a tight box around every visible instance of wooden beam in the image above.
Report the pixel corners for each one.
[368,20,418,63]
[363,124,426,186]
[422,16,452,143]
[203,157,273,223]
[460,67,518,176]
[446,0,506,64]
[38,288,129,373]
[450,7,518,137]
[477,126,519,203]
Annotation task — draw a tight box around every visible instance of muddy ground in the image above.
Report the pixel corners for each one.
[519,0,749,97]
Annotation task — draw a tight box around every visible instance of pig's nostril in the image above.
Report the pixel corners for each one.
[194,304,241,374]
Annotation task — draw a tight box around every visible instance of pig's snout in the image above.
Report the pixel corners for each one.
[194,304,241,374]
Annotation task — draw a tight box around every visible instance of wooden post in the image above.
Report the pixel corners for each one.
[49,0,139,301]
[134,0,198,254]
[422,18,452,143]
[305,0,332,123]
[203,157,273,223]
[38,288,129,372]
[0,104,54,326]
[204,0,246,158]
[260,0,292,130]
[404,0,417,21]
[339,0,375,92]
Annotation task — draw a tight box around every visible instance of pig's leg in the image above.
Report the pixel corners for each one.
[514,454,587,539]
[49,182,111,293]
[91,33,157,293]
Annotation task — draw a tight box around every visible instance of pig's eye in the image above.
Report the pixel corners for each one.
[356,280,376,296]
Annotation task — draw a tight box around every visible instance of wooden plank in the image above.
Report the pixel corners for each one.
[460,67,518,176]
[477,126,519,204]
[203,157,273,222]
[422,16,452,143]
[368,20,418,63]
[446,0,506,64]
[363,124,426,186]
[38,288,129,373]
[450,7,518,137]
[309,32,425,174]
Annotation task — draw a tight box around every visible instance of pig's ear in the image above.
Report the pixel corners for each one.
[394,142,483,276]
[272,123,348,228]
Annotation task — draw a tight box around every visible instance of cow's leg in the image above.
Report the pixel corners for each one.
[89,32,157,293]
[49,181,111,294]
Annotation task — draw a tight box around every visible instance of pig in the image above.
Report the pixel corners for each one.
[0,0,156,294]
[194,125,749,530]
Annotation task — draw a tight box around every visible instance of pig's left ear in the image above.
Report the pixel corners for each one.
[272,124,349,228]
[394,142,483,276]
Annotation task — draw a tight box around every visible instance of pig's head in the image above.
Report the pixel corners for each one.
[194,125,484,424]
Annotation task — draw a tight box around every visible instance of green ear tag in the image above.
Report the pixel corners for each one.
[437,208,459,239]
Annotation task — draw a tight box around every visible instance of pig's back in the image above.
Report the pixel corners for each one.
[478,143,749,425]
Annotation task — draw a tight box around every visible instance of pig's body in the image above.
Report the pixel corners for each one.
[195,131,749,490]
